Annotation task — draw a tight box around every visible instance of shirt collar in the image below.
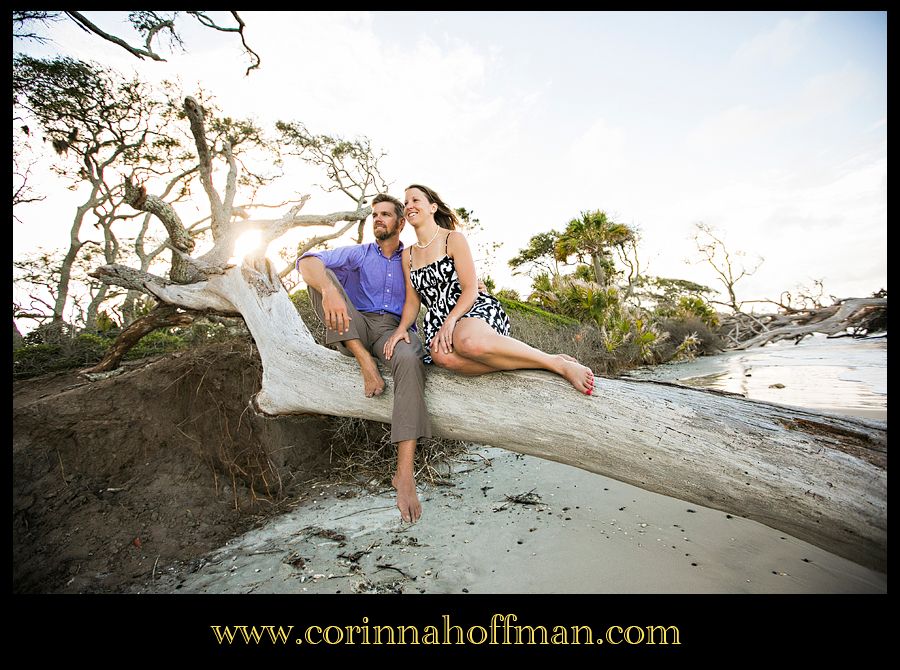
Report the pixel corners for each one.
[374,240,404,259]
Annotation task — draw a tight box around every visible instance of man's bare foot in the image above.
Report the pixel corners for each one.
[391,472,422,523]
[359,358,385,397]
[558,358,595,395]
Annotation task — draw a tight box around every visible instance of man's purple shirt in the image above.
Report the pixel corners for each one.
[299,242,407,319]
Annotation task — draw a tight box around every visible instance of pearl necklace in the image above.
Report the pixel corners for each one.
[415,227,441,249]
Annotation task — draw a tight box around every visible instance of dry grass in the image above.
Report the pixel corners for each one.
[322,416,472,491]
[506,311,622,376]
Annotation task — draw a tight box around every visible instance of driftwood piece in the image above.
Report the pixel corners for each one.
[724,298,886,349]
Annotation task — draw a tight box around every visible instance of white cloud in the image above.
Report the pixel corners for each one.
[793,63,869,117]
[733,12,819,67]
[685,104,778,157]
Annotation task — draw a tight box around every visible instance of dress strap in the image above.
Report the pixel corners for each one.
[445,230,452,255]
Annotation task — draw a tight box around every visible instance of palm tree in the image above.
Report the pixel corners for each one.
[554,210,635,288]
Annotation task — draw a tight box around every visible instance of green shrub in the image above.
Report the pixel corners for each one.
[13,333,111,379]
[74,333,111,360]
[498,296,579,326]
[494,288,520,302]
[124,330,189,360]
[13,343,63,378]
[653,317,723,361]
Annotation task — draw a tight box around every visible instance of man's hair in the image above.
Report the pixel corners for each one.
[372,193,404,221]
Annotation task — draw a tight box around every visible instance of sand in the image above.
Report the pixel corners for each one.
[143,444,885,595]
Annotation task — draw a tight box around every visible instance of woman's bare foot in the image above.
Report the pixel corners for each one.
[391,472,422,523]
[558,358,595,395]
[557,353,578,363]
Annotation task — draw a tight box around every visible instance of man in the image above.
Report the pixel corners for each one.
[297,194,429,523]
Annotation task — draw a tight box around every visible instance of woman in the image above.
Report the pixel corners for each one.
[384,184,595,395]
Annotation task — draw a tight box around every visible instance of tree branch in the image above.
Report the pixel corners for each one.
[184,96,226,238]
[186,11,260,75]
[89,264,237,313]
[278,220,356,279]
[66,11,167,62]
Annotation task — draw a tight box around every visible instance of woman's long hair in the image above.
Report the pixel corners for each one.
[406,184,459,230]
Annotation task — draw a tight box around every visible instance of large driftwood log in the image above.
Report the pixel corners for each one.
[93,257,887,571]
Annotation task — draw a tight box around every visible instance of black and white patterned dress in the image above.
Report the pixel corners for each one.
[409,232,510,364]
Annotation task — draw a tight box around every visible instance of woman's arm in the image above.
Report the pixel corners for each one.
[430,231,478,355]
[396,247,421,331]
[384,247,421,360]
[446,230,479,319]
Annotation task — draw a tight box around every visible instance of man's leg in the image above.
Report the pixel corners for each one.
[307,271,385,397]
[373,320,431,522]
[392,440,420,523]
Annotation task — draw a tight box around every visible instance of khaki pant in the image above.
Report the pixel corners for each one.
[308,270,431,444]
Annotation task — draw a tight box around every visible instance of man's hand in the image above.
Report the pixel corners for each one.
[322,285,351,334]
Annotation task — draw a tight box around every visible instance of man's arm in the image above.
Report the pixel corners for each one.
[298,255,352,335]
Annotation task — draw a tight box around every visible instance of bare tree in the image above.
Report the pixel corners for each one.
[12,130,46,221]
[614,234,642,302]
[692,222,763,313]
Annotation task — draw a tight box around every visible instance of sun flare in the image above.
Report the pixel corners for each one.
[229,229,263,265]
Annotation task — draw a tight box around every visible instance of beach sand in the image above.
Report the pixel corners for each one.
[145,444,885,595]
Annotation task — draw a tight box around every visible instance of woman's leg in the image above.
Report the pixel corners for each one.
[430,345,498,375]
[451,318,595,393]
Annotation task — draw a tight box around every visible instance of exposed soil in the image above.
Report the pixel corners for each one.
[12,337,336,593]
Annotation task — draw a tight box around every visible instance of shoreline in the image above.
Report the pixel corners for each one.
[622,335,887,421]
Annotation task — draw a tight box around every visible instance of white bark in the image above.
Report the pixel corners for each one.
[734,298,887,349]
[97,260,885,571]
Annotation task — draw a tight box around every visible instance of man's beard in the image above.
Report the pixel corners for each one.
[374,225,398,241]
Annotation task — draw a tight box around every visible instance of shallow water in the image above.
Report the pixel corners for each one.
[624,334,887,421]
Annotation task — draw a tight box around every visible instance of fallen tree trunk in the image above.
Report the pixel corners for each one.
[93,258,887,572]
[728,298,887,349]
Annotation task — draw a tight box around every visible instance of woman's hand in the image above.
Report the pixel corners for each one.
[383,328,411,361]
[430,316,458,355]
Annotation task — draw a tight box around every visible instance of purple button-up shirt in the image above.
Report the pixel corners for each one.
[299,242,406,319]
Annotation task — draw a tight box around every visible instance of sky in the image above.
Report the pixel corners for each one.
[13,11,887,318]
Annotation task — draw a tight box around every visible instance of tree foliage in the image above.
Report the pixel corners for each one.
[508,230,562,278]
[554,210,636,287]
